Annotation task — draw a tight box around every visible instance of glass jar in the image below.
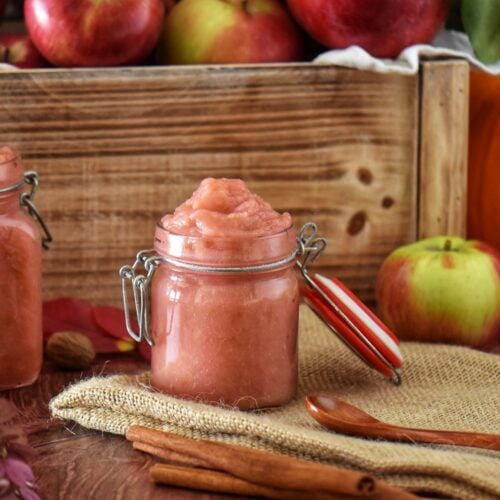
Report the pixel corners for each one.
[0,147,51,391]
[122,223,300,410]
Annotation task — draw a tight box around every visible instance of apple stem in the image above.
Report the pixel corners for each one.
[1,46,9,64]
[241,0,249,12]
[444,239,453,251]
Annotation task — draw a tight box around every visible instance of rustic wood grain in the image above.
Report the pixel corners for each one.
[4,357,241,500]
[0,64,421,307]
[418,60,469,239]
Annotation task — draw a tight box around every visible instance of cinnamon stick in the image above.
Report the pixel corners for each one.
[150,463,343,499]
[127,426,416,499]
[133,441,211,469]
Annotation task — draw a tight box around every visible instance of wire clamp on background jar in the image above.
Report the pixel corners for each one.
[0,169,52,250]
[20,171,53,250]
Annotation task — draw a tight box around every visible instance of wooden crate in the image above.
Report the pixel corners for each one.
[0,60,468,307]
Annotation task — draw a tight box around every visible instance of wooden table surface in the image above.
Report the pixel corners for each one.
[4,354,242,500]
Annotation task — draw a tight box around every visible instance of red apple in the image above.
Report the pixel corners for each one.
[157,0,303,64]
[163,0,177,11]
[287,0,450,58]
[24,0,165,67]
[0,34,49,68]
[376,236,500,348]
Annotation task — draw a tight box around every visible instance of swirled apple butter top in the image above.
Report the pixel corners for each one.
[161,178,292,238]
[155,178,296,266]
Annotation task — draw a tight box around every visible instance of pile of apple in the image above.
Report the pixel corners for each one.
[0,0,450,68]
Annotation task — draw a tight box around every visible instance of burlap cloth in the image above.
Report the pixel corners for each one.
[50,306,500,499]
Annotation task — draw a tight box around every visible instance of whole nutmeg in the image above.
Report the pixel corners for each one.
[46,331,96,370]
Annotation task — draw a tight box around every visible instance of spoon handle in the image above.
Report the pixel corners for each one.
[373,426,500,451]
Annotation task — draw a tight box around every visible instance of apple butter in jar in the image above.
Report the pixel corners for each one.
[0,147,52,390]
[121,179,300,409]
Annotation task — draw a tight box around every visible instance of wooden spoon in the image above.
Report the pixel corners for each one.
[305,393,500,451]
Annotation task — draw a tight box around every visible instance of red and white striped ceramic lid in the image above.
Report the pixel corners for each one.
[302,272,403,384]
[296,222,402,384]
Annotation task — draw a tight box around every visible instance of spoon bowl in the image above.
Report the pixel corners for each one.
[308,394,380,424]
[305,393,500,451]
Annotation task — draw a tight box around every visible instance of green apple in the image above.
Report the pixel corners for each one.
[157,0,303,64]
[462,0,500,65]
[376,236,500,347]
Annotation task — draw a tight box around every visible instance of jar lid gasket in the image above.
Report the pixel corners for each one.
[149,249,298,273]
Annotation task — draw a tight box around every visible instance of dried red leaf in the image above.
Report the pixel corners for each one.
[138,342,151,362]
[43,298,96,337]
[114,339,136,353]
[91,306,137,341]
[43,298,135,354]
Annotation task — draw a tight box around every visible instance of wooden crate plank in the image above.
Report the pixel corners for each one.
[418,60,469,239]
[0,65,419,306]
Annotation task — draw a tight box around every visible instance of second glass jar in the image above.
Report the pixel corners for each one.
[0,148,48,390]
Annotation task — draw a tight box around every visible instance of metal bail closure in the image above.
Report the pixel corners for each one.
[20,171,53,250]
[119,249,158,347]
[296,222,403,385]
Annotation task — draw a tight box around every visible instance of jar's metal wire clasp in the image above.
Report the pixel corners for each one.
[20,171,53,250]
[296,222,328,276]
[119,249,159,346]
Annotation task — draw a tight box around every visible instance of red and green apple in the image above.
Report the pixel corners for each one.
[162,0,177,11]
[24,0,165,67]
[376,236,500,348]
[157,0,303,64]
[287,0,450,58]
[0,35,49,68]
